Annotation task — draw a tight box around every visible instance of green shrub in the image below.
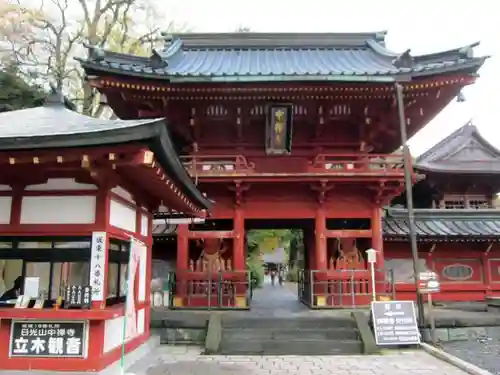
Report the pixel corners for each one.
[247,256,265,288]
[286,267,299,282]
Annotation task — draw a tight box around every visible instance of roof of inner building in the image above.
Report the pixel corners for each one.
[0,90,211,210]
[77,32,487,82]
[383,208,500,240]
[415,121,500,174]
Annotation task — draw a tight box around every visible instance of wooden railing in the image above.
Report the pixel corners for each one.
[181,155,255,175]
[181,153,408,176]
[309,153,406,174]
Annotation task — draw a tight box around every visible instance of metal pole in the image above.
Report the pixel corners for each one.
[370,263,376,301]
[394,83,425,326]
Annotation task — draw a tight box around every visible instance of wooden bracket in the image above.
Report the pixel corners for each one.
[310,180,334,204]
[228,180,250,207]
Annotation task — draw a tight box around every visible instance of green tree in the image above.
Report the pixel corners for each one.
[0,69,45,112]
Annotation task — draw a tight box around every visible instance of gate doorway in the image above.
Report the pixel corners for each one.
[245,218,310,313]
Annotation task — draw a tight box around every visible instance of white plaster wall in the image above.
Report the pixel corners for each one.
[25,178,97,191]
[140,213,149,237]
[20,196,96,224]
[0,196,12,224]
[0,185,12,191]
[103,316,126,352]
[109,199,136,233]
[111,186,135,203]
[137,308,145,335]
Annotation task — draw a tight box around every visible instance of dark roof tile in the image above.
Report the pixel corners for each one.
[384,208,500,239]
[416,121,500,174]
[78,32,487,82]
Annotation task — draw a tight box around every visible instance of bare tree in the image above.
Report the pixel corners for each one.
[3,0,173,117]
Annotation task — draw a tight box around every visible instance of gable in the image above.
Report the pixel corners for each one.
[438,139,500,163]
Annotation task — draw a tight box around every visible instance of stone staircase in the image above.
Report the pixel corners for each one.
[218,316,363,355]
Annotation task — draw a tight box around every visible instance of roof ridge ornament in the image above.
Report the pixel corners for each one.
[393,49,413,69]
[43,85,77,111]
[83,43,106,62]
[44,85,65,107]
[150,49,168,69]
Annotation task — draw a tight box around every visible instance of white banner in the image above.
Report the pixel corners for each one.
[89,232,107,301]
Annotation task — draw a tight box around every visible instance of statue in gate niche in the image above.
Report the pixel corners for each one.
[191,238,232,272]
[332,238,365,270]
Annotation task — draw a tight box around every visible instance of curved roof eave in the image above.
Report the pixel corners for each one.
[0,119,211,211]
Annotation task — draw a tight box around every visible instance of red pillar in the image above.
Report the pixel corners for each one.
[176,224,189,271]
[232,208,245,270]
[371,207,386,295]
[175,224,189,306]
[315,208,327,270]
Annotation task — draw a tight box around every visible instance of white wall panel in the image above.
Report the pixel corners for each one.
[25,178,97,191]
[0,185,12,191]
[109,199,136,232]
[111,186,135,203]
[103,316,125,353]
[140,213,149,236]
[20,196,96,224]
[137,308,145,335]
[0,197,12,224]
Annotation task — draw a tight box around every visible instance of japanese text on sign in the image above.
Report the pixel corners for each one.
[10,322,87,357]
[89,231,107,301]
[371,301,420,346]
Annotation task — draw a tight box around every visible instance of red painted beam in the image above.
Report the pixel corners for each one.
[326,229,372,238]
[187,230,234,239]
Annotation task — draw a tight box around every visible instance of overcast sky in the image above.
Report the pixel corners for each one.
[158,0,497,155]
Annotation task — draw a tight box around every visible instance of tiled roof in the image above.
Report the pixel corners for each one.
[415,122,500,174]
[77,32,487,82]
[383,208,500,240]
[0,90,211,210]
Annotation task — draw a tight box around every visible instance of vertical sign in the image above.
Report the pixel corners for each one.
[371,301,420,346]
[89,232,107,301]
[265,104,293,155]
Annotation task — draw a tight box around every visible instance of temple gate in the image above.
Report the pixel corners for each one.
[79,31,486,308]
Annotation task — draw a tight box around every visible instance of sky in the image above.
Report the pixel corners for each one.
[158,0,498,156]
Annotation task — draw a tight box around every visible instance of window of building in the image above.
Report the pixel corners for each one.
[106,240,129,306]
[0,237,92,304]
[444,199,465,209]
[468,199,490,209]
[441,264,474,281]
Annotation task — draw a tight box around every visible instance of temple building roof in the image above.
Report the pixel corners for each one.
[383,208,500,241]
[77,32,487,82]
[415,122,500,174]
[0,90,211,211]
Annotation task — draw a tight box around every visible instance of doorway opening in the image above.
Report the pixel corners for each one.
[245,219,310,312]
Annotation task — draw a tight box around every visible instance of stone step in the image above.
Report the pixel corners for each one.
[218,338,363,355]
[222,317,357,329]
[223,327,359,340]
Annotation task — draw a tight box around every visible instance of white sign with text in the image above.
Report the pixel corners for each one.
[89,232,107,301]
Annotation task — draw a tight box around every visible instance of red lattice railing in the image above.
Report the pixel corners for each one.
[309,153,406,174]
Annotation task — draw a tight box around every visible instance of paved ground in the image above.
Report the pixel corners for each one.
[443,328,500,375]
[126,345,471,375]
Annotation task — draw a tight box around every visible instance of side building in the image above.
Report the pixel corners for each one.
[384,122,500,301]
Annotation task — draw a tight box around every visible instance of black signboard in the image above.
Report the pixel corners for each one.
[10,321,87,357]
[64,285,92,309]
[371,301,420,346]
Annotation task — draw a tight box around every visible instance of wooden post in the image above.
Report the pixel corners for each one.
[371,207,385,295]
[233,208,245,270]
[176,224,189,271]
[175,224,189,306]
[315,208,327,270]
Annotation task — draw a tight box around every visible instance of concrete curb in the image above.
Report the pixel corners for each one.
[420,342,494,375]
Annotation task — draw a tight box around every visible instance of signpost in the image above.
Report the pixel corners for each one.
[366,248,377,301]
[10,321,87,358]
[371,301,420,346]
[418,271,440,345]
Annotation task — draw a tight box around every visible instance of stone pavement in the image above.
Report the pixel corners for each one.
[126,345,472,375]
